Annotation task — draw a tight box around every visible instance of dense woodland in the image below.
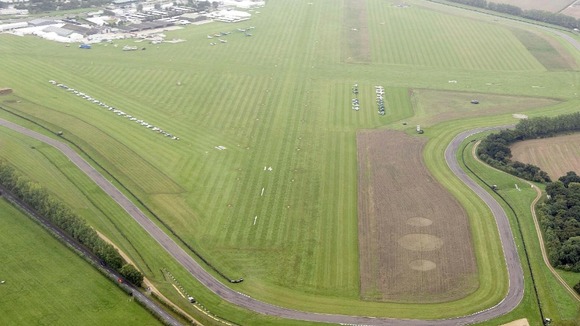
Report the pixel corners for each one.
[445,0,580,29]
[541,172,580,272]
[0,160,143,286]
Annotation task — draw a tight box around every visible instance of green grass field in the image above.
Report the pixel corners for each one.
[0,198,160,326]
[0,0,579,323]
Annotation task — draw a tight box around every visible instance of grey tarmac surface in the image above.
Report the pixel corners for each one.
[0,119,524,325]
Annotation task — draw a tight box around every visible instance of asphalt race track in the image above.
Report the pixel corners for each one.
[0,119,524,325]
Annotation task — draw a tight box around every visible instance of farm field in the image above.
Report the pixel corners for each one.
[0,0,579,323]
[561,1,580,19]
[357,130,477,302]
[0,198,160,326]
[510,133,580,179]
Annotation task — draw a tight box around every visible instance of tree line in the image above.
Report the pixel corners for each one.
[444,0,580,29]
[0,160,143,286]
[477,112,580,182]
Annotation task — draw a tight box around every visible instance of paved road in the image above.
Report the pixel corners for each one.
[0,118,526,325]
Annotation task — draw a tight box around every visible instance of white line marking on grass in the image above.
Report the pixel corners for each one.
[253,216,257,225]
[172,284,185,298]
[260,188,264,196]
[515,184,521,191]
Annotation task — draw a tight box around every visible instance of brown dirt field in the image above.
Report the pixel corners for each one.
[510,133,580,179]
[357,130,478,303]
[561,1,580,19]
[489,0,572,12]
[344,0,371,63]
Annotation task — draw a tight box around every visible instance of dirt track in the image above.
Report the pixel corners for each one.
[0,118,524,325]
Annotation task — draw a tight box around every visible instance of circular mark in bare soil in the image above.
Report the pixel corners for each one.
[409,259,437,271]
[406,217,433,227]
[398,234,443,251]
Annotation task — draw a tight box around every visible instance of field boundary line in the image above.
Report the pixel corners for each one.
[471,141,580,302]
[0,186,182,326]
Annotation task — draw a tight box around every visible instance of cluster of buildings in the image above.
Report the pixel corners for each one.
[0,0,264,43]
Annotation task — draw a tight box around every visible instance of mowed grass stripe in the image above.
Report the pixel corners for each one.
[368,0,544,71]
[4,98,184,194]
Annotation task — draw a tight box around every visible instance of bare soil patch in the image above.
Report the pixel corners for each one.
[344,0,371,63]
[357,130,478,302]
[510,133,580,179]
[500,318,530,326]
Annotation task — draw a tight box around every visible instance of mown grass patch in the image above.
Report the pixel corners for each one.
[510,28,577,70]
[368,0,544,71]
[410,88,561,126]
[0,199,160,326]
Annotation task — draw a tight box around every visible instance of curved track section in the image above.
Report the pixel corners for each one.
[0,119,523,325]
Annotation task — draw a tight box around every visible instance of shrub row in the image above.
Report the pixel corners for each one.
[0,160,143,286]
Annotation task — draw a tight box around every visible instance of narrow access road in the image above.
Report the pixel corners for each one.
[0,118,524,325]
